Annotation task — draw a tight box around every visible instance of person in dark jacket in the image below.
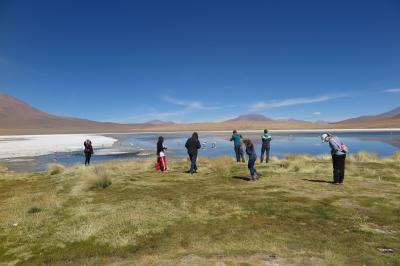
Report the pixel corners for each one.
[230,130,245,163]
[185,132,201,175]
[243,139,261,181]
[321,133,347,184]
[156,136,168,172]
[84,139,93,166]
[260,129,272,163]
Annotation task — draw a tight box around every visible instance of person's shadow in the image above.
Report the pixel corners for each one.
[302,178,332,184]
[232,176,252,181]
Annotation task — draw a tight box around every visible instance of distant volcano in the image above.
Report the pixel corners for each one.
[145,120,176,125]
[223,114,272,122]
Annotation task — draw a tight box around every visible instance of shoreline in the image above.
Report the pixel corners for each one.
[102,128,400,135]
[1,128,400,137]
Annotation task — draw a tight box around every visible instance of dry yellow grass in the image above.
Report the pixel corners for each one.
[0,163,8,173]
[208,156,236,177]
[284,153,314,161]
[0,154,399,265]
[349,151,380,162]
[384,151,400,162]
[47,163,66,175]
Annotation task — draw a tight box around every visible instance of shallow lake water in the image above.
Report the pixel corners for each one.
[2,131,399,172]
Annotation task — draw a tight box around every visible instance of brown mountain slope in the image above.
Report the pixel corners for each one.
[1,94,399,135]
[0,94,145,134]
[333,116,400,129]
[334,106,400,128]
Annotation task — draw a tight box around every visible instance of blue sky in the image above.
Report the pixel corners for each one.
[0,0,399,123]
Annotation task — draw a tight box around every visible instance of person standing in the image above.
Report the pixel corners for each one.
[260,129,272,163]
[230,130,245,163]
[243,139,261,181]
[185,132,201,175]
[157,136,168,172]
[321,133,347,185]
[84,139,93,166]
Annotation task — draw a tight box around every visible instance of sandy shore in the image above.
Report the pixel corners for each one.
[0,134,118,159]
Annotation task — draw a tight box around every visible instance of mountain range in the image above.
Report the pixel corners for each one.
[0,93,399,134]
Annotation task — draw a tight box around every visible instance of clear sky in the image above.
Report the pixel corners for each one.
[1,0,399,123]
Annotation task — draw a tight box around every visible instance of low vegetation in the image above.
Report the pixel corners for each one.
[0,152,399,265]
[47,163,66,175]
[0,163,8,173]
[208,156,235,177]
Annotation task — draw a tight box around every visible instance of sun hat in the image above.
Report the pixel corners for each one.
[321,133,328,142]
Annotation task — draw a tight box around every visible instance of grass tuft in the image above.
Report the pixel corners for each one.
[89,165,112,189]
[350,151,379,162]
[285,153,313,161]
[384,151,400,162]
[0,164,7,173]
[315,154,332,161]
[47,163,65,175]
[208,156,235,177]
[27,206,42,214]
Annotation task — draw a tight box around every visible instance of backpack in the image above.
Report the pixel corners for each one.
[341,144,349,153]
[332,137,348,153]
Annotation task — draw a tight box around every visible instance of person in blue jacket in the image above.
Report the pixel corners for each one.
[321,133,347,184]
[243,139,261,181]
[230,130,245,163]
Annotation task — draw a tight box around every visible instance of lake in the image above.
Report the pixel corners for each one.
[1,131,399,172]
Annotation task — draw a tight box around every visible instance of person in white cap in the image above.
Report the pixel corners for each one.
[321,133,348,184]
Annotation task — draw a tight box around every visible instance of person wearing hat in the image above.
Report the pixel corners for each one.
[321,133,347,184]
